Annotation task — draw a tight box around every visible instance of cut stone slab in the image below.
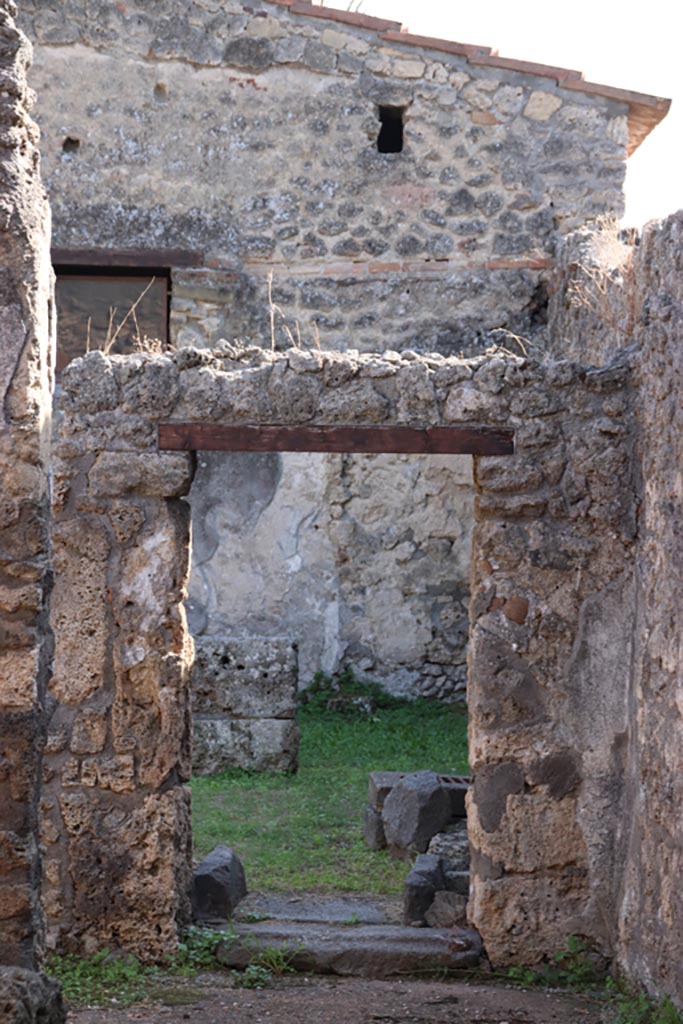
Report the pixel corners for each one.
[191,845,247,922]
[0,967,66,1023]
[425,890,468,928]
[440,774,470,818]
[234,892,401,925]
[368,770,405,810]
[428,819,470,871]
[216,920,482,977]
[382,771,453,857]
[193,717,299,775]
[363,804,386,850]
[404,853,447,926]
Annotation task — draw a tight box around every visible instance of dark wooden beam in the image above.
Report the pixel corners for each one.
[52,246,203,269]
[158,423,514,455]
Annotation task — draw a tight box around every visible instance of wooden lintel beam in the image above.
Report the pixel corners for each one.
[158,423,514,456]
[52,246,204,269]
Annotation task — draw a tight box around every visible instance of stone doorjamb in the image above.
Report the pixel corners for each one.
[35,344,636,965]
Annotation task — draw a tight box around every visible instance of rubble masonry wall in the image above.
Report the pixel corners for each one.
[0,0,54,969]
[47,344,635,967]
[18,0,632,701]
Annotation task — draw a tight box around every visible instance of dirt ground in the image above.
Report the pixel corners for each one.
[68,973,609,1024]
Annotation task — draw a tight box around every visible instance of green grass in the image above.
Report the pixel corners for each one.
[191,696,468,894]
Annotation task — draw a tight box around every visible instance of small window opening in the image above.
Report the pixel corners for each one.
[62,137,80,154]
[53,266,170,374]
[377,106,404,153]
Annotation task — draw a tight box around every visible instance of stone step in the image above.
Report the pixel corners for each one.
[215,919,482,978]
[233,892,401,926]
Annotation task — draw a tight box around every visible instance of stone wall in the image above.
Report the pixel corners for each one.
[18,0,646,349]
[0,0,54,968]
[17,0,666,701]
[48,343,636,967]
[188,449,473,700]
[548,213,683,1006]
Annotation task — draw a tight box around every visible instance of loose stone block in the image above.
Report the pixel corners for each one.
[191,846,247,922]
[403,854,447,926]
[367,770,405,811]
[383,771,454,857]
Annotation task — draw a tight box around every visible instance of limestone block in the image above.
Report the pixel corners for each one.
[60,351,120,413]
[0,648,38,710]
[59,787,192,960]
[192,636,298,720]
[118,355,180,417]
[443,385,497,422]
[317,380,389,423]
[50,517,110,705]
[363,805,386,851]
[469,869,590,967]
[70,708,107,754]
[89,451,193,499]
[524,91,563,121]
[193,718,299,775]
[425,890,467,928]
[368,770,405,811]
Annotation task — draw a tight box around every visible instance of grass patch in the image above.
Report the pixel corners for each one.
[191,685,468,894]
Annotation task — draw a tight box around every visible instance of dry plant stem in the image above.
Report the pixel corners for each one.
[85,316,92,354]
[568,215,638,341]
[268,271,277,352]
[105,276,156,353]
[103,306,117,355]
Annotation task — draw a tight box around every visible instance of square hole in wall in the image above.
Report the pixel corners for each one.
[377,106,405,154]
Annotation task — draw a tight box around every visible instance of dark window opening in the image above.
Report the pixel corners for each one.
[377,106,404,153]
[62,137,80,154]
[54,266,170,374]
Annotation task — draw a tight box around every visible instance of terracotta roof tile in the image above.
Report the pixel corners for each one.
[288,2,401,32]
[380,29,492,59]
[467,53,583,82]
[275,1,670,154]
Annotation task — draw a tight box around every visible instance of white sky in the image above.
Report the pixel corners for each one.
[355,0,681,227]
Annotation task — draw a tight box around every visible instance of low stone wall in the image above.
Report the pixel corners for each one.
[192,636,299,773]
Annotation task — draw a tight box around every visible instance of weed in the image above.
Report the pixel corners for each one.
[502,936,606,992]
[250,941,301,976]
[172,925,222,975]
[568,214,639,342]
[298,667,412,715]
[237,963,273,989]
[606,979,683,1024]
[47,948,158,1007]
[342,912,361,926]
